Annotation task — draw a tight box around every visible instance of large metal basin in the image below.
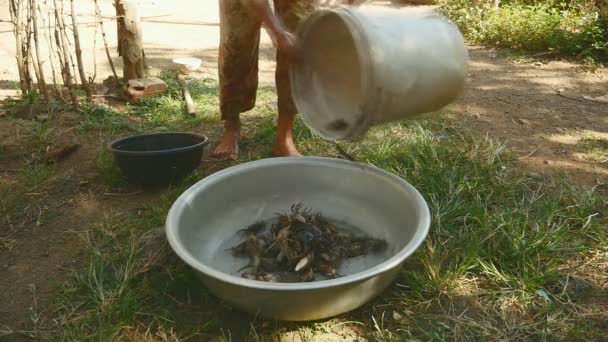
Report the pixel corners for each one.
[165,157,430,321]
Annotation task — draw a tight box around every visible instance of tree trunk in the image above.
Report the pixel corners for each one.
[115,0,146,80]
[70,0,92,101]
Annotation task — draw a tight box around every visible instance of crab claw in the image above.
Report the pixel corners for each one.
[256,272,280,282]
[242,272,257,280]
[294,252,314,272]
[299,267,315,282]
[290,203,307,223]
[290,203,303,214]
[294,257,309,272]
[292,213,307,223]
[276,250,285,263]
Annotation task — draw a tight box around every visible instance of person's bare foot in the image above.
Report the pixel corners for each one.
[211,119,241,160]
[272,139,302,157]
[273,113,302,157]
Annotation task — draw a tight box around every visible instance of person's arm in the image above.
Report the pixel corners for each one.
[241,0,299,61]
[245,0,283,40]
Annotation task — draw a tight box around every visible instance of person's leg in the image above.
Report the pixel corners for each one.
[212,0,261,160]
[273,0,318,157]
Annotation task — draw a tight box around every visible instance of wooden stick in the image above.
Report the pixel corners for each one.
[94,0,118,80]
[139,19,219,26]
[92,94,124,100]
[44,143,81,163]
[10,0,28,94]
[69,47,79,87]
[23,0,33,92]
[178,74,195,116]
[70,0,91,101]
[53,24,68,86]
[31,0,49,101]
[53,0,78,107]
[102,191,143,196]
[53,0,68,87]
[41,0,62,98]
[0,18,220,34]
[58,0,78,88]
[29,45,42,93]
[102,14,170,20]
[53,5,67,86]
[25,6,39,96]
[556,91,584,102]
[517,149,538,160]
[91,9,98,84]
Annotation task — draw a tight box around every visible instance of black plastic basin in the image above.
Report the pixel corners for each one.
[109,132,208,186]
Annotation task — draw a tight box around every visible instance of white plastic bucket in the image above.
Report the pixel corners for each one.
[289,7,468,140]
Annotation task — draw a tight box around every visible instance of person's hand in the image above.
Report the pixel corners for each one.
[274,30,301,63]
[246,0,301,62]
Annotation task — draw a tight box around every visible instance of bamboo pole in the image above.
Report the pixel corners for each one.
[31,0,49,101]
[29,46,42,92]
[91,11,98,84]
[41,0,63,97]
[54,24,68,86]
[58,0,79,88]
[53,0,78,107]
[70,0,92,101]
[27,0,42,98]
[23,0,34,92]
[94,0,118,81]
[10,0,28,94]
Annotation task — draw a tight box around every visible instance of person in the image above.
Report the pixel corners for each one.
[211,0,318,160]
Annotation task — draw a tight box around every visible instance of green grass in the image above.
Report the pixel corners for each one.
[78,103,134,134]
[21,163,54,189]
[0,188,27,250]
[54,174,216,340]
[36,114,607,340]
[439,0,608,61]
[3,89,69,121]
[95,147,128,190]
[1,162,56,251]
[27,122,53,155]
[579,137,608,162]
[125,71,222,130]
[77,71,224,134]
[3,77,607,340]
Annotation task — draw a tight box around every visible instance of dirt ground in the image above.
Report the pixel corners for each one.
[0,115,160,334]
[448,47,608,186]
[1,0,607,337]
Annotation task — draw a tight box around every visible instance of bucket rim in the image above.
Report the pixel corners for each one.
[289,8,376,141]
